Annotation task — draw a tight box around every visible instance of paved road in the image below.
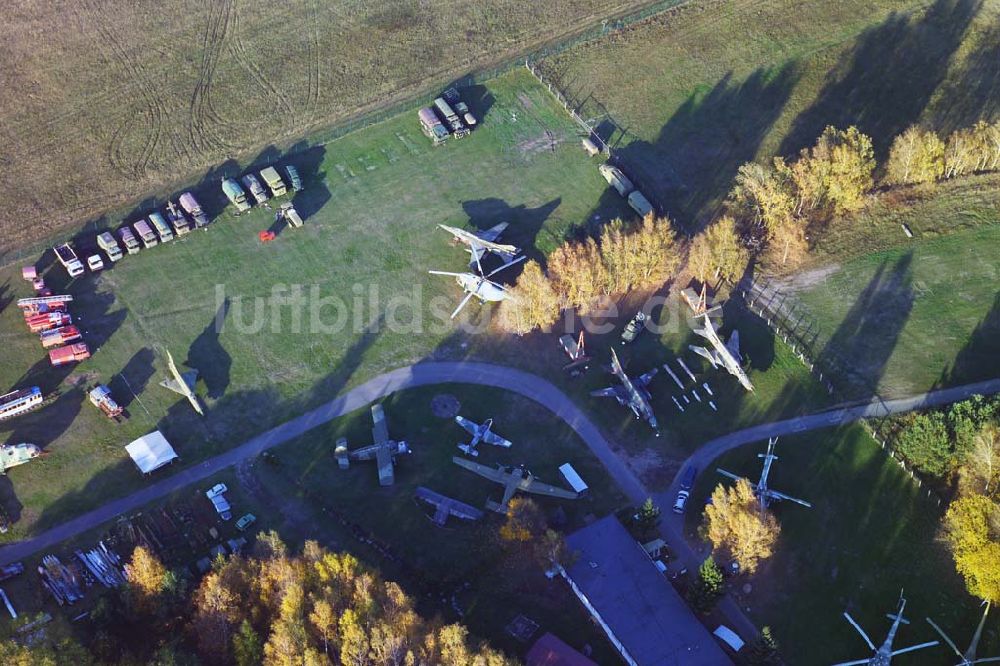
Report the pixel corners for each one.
[2,361,996,643]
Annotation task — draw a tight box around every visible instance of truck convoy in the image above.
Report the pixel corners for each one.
[53,244,84,278]
[97,233,123,262]
[223,178,251,213]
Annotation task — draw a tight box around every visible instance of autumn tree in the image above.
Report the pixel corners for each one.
[124,545,168,614]
[704,479,779,574]
[732,161,804,266]
[969,426,999,494]
[548,238,606,314]
[816,125,875,213]
[496,260,561,335]
[628,214,682,289]
[945,126,978,179]
[746,626,781,665]
[500,497,546,543]
[688,215,749,284]
[885,125,945,185]
[945,495,1000,604]
[233,621,264,666]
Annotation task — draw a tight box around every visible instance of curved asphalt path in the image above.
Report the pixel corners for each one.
[1,362,997,639]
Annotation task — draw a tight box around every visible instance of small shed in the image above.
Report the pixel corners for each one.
[581,138,599,156]
[125,431,178,474]
[559,463,589,496]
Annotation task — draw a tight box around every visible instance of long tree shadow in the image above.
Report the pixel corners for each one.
[613,63,800,230]
[938,291,1000,387]
[460,197,561,268]
[816,253,915,400]
[780,0,980,158]
[928,17,1000,134]
[111,347,156,409]
[186,299,231,400]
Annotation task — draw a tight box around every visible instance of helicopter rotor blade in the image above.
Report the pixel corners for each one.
[450,291,477,319]
[843,613,876,651]
[429,270,465,277]
[889,640,938,657]
[486,255,526,278]
[925,617,963,658]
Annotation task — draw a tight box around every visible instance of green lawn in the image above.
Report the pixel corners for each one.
[686,425,999,665]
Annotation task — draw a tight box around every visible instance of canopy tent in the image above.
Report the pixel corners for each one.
[126,431,178,474]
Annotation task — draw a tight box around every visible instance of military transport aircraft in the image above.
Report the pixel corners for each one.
[834,593,938,666]
[452,457,578,513]
[414,486,484,527]
[438,223,521,272]
[429,254,525,319]
[716,437,811,509]
[454,415,513,457]
[590,348,660,435]
[927,602,1000,665]
[689,313,755,392]
[335,404,410,486]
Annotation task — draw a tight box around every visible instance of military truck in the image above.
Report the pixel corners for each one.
[133,219,158,248]
[433,97,469,137]
[242,174,269,205]
[284,165,302,192]
[53,244,84,278]
[260,167,287,196]
[222,178,251,213]
[627,190,654,218]
[149,212,174,242]
[117,227,141,254]
[179,192,209,227]
[279,202,303,228]
[599,164,634,197]
[97,232,123,262]
[166,201,191,235]
[418,107,449,145]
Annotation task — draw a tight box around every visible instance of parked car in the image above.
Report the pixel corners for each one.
[236,513,257,531]
[87,254,104,272]
[672,489,690,514]
[621,311,647,344]
[205,483,232,521]
[679,465,698,491]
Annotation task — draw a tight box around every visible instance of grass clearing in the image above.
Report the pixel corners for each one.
[685,425,999,664]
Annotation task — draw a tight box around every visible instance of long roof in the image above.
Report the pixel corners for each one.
[565,516,732,666]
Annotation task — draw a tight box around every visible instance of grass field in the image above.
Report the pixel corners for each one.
[0,0,669,253]
[685,425,1000,665]
[545,0,1000,228]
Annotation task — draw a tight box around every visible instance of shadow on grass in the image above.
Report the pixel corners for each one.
[929,19,1000,134]
[780,0,980,158]
[186,299,231,400]
[461,197,560,268]
[938,291,1000,387]
[817,253,915,400]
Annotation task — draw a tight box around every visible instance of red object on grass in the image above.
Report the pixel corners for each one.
[258,231,276,242]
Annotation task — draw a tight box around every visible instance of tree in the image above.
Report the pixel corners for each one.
[885,125,945,185]
[687,557,725,613]
[947,395,997,462]
[629,213,682,288]
[496,260,561,335]
[308,597,337,657]
[746,626,780,665]
[500,497,546,543]
[124,545,168,614]
[635,497,661,538]
[732,161,804,265]
[264,582,310,666]
[945,126,978,179]
[688,215,748,284]
[817,125,875,213]
[895,411,953,477]
[548,239,606,314]
[704,479,779,574]
[945,495,1000,604]
[968,426,999,494]
[233,621,263,666]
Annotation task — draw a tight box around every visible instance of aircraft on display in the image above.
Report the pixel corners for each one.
[716,437,811,509]
[451,457,578,513]
[414,486,484,527]
[927,602,1000,665]
[590,348,660,435]
[160,349,204,416]
[429,254,525,319]
[834,593,938,666]
[438,223,521,272]
[454,415,512,456]
[335,404,411,486]
[689,313,755,392]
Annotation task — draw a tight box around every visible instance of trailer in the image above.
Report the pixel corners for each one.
[418,107,449,145]
[133,220,158,248]
[88,385,124,421]
[117,227,141,254]
[598,164,634,197]
[222,178,251,212]
[149,212,174,242]
[241,174,269,205]
[96,232,123,262]
[26,312,72,333]
[179,192,209,227]
[0,388,44,422]
[433,97,469,137]
[260,167,287,196]
[40,325,82,349]
[165,201,191,235]
[49,343,91,367]
[52,244,84,278]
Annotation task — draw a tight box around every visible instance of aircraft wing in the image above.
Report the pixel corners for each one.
[476,222,508,242]
[766,489,812,508]
[725,329,742,361]
[716,468,748,483]
[375,445,394,486]
[522,478,578,500]
[371,404,389,444]
[590,386,625,400]
[454,415,480,436]
[636,367,658,387]
[452,456,507,483]
[482,429,512,448]
[416,487,485,521]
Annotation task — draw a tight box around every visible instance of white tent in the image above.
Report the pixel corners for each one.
[125,431,178,474]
